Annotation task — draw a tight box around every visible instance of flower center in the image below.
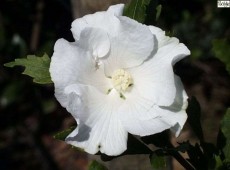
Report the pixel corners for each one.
[111,69,133,93]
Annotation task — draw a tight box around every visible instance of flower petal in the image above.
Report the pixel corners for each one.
[103,16,155,76]
[119,105,187,137]
[119,75,188,137]
[64,84,128,156]
[49,38,110,107]
[107,4,124,16]
[149,25,191,65]
[71,7,121,40]
[79,27,110,58]
[127,32,190,106]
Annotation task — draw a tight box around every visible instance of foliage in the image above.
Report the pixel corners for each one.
[186,97,204,141]
[155,4,162,21]
[123,0,151,23]
[88,160,108,170]
[4,53,52,84]
[220,109,230,162]
[212,39,230,74]
[53,126,75,141]
[150,153,166,170]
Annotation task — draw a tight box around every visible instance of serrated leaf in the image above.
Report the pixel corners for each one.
[186,97,204,141]
[221,108,230,162]
[53,126,75,141]
[123,0,151,23]
[212,39,230,74]
[150,153,166,170]
[4,53,52,84]
[88,160,108,170]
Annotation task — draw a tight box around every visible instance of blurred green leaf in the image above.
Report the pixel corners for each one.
[190,48,202,60]
[186,97,204,141]
[212,39,230,74]
[215,155,223,170]
[88,160,108,170]
[53,126,75,141]
[42,99,56,114]
[123,0,151,23]
[4,53,52,84]
[0,81,24,107]
[221,108,230,162]
[150,153,166,170]
[155,4,162,21]
[37,40,55,56]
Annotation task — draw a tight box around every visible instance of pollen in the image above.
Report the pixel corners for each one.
[111,69,133,92]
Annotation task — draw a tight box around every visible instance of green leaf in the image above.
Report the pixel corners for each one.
[221,108,230,162]
[150,153,166,170]
[54,126,85,152]
[88,160,108,170]
[215,155,224,170]
[123,0,151,23]
[186,97,204,141]
[4,53,52,84]
[212,39,230,74]
[155,4,162,21]
[53,126,75,141]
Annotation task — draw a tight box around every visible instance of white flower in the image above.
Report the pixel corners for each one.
[49,4,190,156]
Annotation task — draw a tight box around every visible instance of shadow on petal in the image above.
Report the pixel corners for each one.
[159,75,187,112]
[66,124,91,142]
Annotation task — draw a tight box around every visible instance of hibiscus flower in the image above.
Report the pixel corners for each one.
[49,4,190,156]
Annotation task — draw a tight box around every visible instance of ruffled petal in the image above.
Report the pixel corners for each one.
[71,8,121,40]
[127,32,190,106]
[79,27,110,58]
[119,75,188,137]
[103,16,155,76]
[49,38,110,107]
[107,4,124,16]
[149,25,191,65]
[124,105,187,137]
[64,84,128,156]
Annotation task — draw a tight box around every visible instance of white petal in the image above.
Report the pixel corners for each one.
[71,10,121,40]
[64,84,128,156]
[79,27,110,58]
[107,4,124,16]
[128,33,190,106]
[119,75,188,137]
[160,75,188,136]
[49,39,84,107]
[49,38,110,107]
[103,16,155,75]
[149,25,191,64]
[119,104,187,137]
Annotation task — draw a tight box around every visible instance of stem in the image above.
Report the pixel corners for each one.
[168,150,195,170]
[30,0,44,52]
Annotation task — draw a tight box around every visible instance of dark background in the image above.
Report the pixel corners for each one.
[0,0,229,169]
